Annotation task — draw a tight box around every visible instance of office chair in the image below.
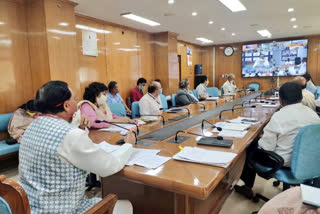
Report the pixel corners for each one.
[171,94,177,107]
[131,101,140,119]
[207,87,219,97]
[248,83,260,91]
[160,94,168,110]
[192,90,199,99]
[221,87,224,96]
[108,103,126,117]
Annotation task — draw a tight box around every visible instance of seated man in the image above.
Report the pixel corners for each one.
[235,82,320,198]
[130,78,147,102]
[139,81,162,115]
[293,76,316,111]
[107,81,131,114]
[18,81,134,213]
[222,74,237,95]
[176,79,198,106]
[196,75,209,101]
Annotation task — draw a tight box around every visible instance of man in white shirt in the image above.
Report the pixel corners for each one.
[139,81,162,115]
[222,74,237,95]
[253,54,270,70]
[235,82,320,199]
[196,76,209,100]
[293,76,316,111]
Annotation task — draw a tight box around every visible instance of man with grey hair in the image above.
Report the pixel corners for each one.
[176,79,198,106]
[222,74,237,95]
[293,76,316,111]
[139,81,163,115]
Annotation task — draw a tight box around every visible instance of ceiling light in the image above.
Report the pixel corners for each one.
[59,22,69,26]
[221,27,226,31]
[288,8,294,12]
[168,0,174,4]
[290,18,296,22]
[218,0,247,12]
[113,42,120,45]
[192,12,197,16]
[209,21,214,24]
[293,25,298,29]
[257,29,272,37]
[195,37,213,43]
[75,24,111,34]
[0,21,5,25]
[121,13,160,26]
[232,33,236,36]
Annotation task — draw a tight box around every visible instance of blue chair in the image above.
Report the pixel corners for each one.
[249,123,320,203]
[131,102,140,119]
[172,94,177,107]
[108,103,126,117]
[314,86,320,100]
[248,83,260,91]
[192,90,199,99]
[207,87,219,97]
[221,87,224,96]
[0,113,19,158]
[160,94,168,110]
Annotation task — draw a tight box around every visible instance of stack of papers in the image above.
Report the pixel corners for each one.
[206,97,219,101]
[173,147,237,168]
[268,96,279,100]
[140,116,158,122]
[228,117,260,125]
[301,184,320,207]
[261,103,279,108]
[214,122,251,131]
[97,142,171,169]
[217,130,248,138]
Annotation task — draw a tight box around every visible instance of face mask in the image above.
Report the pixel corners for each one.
[140,85,145,91]
[96,94,107,106]
[57,102,76,119]
[160,89,163,94]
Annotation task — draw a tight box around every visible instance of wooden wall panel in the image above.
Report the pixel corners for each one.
[0,0,34,114]
[214,36,320,91]
[168,33,179,95]
[201,46,214,87]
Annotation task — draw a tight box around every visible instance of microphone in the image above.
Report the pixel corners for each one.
[95,120,137,144]
[137,114,165,125]
[117,112,139,133]
[201,119,222,131]
[174,130,223,142]
[166,107,190,117]
[197,102,206,111]
[219,105,256,119]
[232,103,244,111]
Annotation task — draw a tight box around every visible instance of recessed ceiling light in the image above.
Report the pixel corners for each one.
[290,18,296,22]
[232,33,236,36]
[257,29,272,37]
[192,12,197,16]
[121,13,160,26]
[168,0,174,4]
[0,21,5,25]
[209,21,214,24]
[221,27,226,31]
[218,0,247,12]
[293,25,298,29]
[58,22,69,26]
[195,37,214,43]
[288,8,294,12]
[75,24,111,34]
[113,42,120,45]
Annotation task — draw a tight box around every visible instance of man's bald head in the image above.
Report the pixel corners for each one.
[293,76,307,89]
[148,81,162,96]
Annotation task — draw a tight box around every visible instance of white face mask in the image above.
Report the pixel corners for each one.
[96,94,107,106]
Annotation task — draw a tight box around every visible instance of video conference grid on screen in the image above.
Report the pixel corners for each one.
[242,39,308,77]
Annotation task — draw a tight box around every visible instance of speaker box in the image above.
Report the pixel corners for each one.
[195,64,202,75]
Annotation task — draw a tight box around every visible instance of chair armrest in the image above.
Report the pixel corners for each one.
[247,147,284,179]
[84,194,117,214]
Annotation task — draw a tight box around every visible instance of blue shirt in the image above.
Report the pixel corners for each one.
[107,92,123,104]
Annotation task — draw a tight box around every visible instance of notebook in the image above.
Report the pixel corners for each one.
[301,184,320,207]
[214,122,251,131]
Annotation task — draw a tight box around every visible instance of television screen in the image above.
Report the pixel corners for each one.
[242,39,308,77]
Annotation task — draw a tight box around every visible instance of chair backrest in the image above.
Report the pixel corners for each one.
[0,113,13,132]
[171,94,177,107]
[127,97,132,109]
[0,175,30,214]
[108,103,126,117]
[159,94,168,110]
[131,102,140,119]
[315,86,320,99]
[221,87,224,96]
[291,123,320,180]
[192,90,199,99]
[207,87,219,97]
[248,83,260,91]
[84,194,117,214]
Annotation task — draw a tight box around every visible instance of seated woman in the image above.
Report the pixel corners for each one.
[76,82,136,129]
[176,79,198,106]
[195,75,209,101]
[18,80,134,213]
[8,99,39,143]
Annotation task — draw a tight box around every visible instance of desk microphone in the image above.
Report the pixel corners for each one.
[218,105,256,119]
[201,119,222,131]
[174,130,223,142]
[95,120,137,144]
[137,114,165,125]
[196,102,206,111]
[232,100,254,111]
[166,107,191,117]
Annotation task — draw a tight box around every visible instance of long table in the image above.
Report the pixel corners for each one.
[89,93,278,214]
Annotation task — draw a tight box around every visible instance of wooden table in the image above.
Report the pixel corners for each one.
[89,93,278,214]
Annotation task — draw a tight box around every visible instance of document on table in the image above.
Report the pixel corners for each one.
[173,147,236,168]
[268,97,279,100]
[261,103,279,108]
[228,117,260,125]
[206,97,219,101]
[97,141,170,169]
[214,122,251,131]
[99,122,141,133]
[301,184,320,207]
[217,130,248,138]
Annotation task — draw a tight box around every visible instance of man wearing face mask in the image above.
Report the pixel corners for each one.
[76,82,137,129]
[293,76,316,111]
[107,81,131,114]
[18,81,135,214]
[222,74,237,95]
[139,81,163,115]
[130,78,147,102]
[196,75,210,101]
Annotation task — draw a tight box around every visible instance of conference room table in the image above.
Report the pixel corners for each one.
[89,92,279,214]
